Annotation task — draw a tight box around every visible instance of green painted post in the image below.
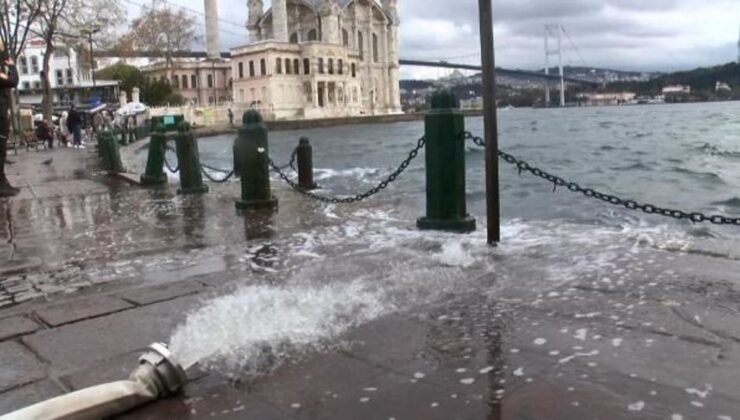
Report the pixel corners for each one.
[417,89,476,233]
[140,124,168,185]
[234,110,278,211]
[297,137,318,190]
[128,127,136,144]
[175,123,209,195]
[118,128,128,145]
[99,129,124,174]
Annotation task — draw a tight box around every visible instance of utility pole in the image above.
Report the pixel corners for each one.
[81,27,101,89]
[478,0,500,245]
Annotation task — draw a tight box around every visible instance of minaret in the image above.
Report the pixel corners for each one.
[272,0,289,43]
[204,0,221,59]
[382,0,401,111]
[318,0,341,44]
[247,0,263,43]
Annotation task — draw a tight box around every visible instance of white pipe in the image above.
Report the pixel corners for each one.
[0,343,186,420]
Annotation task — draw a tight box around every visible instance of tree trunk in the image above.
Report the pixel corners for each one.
[42,37,54,121]
[8,90,19,134]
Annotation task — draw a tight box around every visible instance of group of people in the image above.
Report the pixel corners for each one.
[33,105,85,149]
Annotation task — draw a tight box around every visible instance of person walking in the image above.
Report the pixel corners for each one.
[66,104,83,148]
[0,42,19,197]
[228,108,234,127]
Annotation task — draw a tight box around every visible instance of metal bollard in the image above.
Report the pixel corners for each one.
[233,110,278,211]
[140,124,168,185]
[99,129,125,174]
[129,127,136,144]
[174,122,209,195]
[417,89,476,233]
[297,137,318,190]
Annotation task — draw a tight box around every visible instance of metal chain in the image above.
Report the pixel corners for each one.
[200,165,235,183]
[269,136,426,204]
[272,147,298,172]
[164,145,179,173]
[465,132,740,226]
[201,162,233,174]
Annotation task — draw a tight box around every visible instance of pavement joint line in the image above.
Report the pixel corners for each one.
[27,312,52,330]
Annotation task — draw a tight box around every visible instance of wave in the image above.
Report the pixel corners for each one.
[610,162,653,172]
[697,143,740,159]
[669,166,725,183]
[710,197,740,208]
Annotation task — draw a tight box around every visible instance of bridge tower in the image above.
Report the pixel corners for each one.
[544,24,565,107]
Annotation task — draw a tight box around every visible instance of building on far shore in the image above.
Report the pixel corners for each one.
[140,59,232,106]
[576,92,636,107]
[231,0,402,120]
[716,81,731,92]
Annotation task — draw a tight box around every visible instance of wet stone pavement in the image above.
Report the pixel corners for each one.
[0,143,740,419]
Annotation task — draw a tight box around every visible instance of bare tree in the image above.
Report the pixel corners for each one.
[34,0,124,119]
[127,5,198,80]
[0,0,43,130]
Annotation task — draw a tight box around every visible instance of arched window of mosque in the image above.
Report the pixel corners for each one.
[290,33,299,44]
[338,59,343,75]
[303,58,310,75]
[328,58,333,75]
[191,75,197,88]
[318,58,324,74]
[308,29,318,41]
[276,58,282,74]
[238,62,244,78]
[260,59,266,75]
[182,75,188,88]
[358,32,364,59]
[285,58,292,74]
[342,29,349,47]
[351,63,356,78]
[294,59,300,75]
[372,33,379,63]
[249,61,255,77]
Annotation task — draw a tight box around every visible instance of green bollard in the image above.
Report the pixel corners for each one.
[297,137,318,190]
[140,124,168,185]
[99,129,125,174]
[129,127,136,144]
[417,89,476,233]
[174,122,209,195]
[234,110,278,211]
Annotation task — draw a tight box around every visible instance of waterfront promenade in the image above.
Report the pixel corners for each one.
[1,142,740,419]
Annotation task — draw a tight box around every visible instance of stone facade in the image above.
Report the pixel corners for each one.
[234,0,402,120]
[141,60,232,106]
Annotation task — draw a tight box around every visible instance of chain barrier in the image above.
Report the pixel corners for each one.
[270,136,427,204]
[464,132,740,226]
[200,165,235,183]
[163,144,179,172]
[272,147,298,173]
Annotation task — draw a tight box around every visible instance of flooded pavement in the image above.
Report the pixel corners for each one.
[1,112,740,419]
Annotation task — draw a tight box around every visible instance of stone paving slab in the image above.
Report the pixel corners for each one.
[0,316,40,341]
[0,341,46,393]
[116,280,205,306]
[59,351,140,391]
[0,380,63,415]
[34,295,134,327]
[23,295,200,374]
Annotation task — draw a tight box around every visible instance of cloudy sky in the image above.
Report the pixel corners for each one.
[125,0,739,78]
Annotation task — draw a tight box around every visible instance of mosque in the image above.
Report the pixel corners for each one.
[231,0,402,119]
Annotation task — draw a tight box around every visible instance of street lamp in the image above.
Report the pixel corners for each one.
[81,26,101,89]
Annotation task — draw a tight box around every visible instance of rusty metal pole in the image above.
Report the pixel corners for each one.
[478,0,500,244]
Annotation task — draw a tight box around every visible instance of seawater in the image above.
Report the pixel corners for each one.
[168,102,740,377]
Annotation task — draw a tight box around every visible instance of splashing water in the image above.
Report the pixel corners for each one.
[170,281,391,376]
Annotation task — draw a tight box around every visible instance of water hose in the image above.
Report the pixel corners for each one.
[0,343,187,420]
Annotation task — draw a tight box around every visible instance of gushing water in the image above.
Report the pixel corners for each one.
[170,281,390,375]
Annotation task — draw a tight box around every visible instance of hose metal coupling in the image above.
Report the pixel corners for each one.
[137,342,188,396]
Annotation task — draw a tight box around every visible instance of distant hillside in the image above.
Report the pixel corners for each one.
[607,62,739,98]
